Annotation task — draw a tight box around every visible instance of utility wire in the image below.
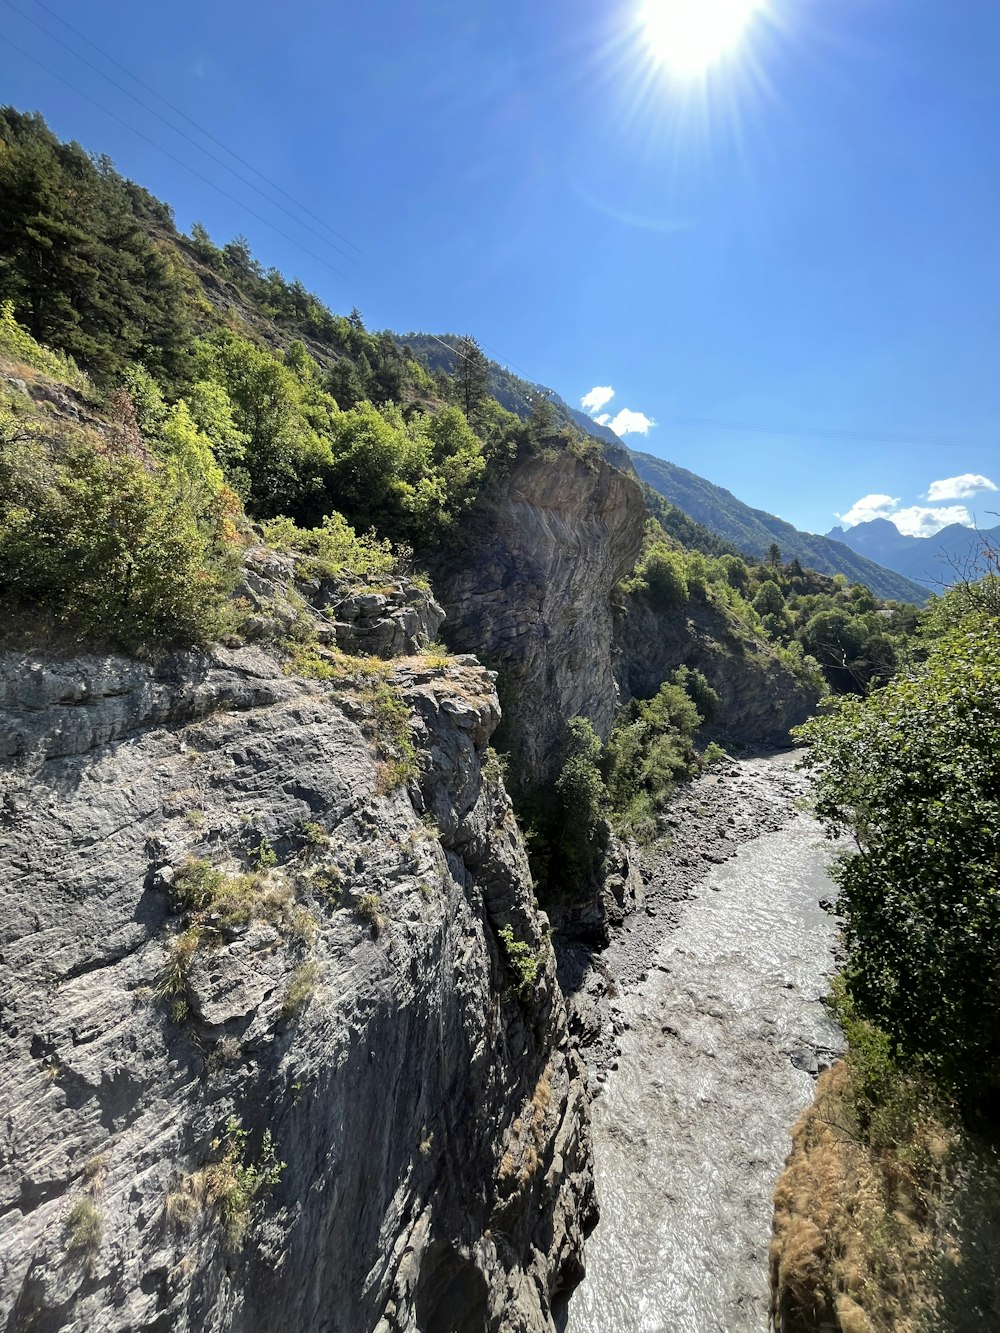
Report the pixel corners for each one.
[29,0,363,257]
[8,9,979,443]
[9,3,553,381]
[656,414,976,449]
[1,34,350,281]
[2,0,359,266]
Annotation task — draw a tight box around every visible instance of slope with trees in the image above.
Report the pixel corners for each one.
[628,449,929,605]
[771,567,1000,1331]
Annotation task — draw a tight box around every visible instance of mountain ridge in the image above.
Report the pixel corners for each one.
[825,516,1000,589]
[625,450,928,604]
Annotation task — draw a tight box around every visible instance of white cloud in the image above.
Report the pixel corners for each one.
[891,504,972,537]
[607,409,656,437]
[595,413,611,425]
[836,494,900,527]
[581,385,614,414]
[926,473,997,501]
[836,491,973,536]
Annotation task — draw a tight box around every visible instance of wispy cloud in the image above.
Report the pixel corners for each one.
[926,473,997,501]
[836,494,900,527]
[607,408,656,437]
[581,385,615,414]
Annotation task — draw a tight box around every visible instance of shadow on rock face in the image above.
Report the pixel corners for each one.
[413,1240,491,1333]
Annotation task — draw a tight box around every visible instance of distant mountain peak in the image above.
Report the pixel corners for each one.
[826,515,999,587]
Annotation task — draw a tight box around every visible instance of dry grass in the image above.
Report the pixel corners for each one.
[770,1061,956,1333]
[165,1172,208,1231]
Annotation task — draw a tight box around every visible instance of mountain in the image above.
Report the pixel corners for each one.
[826,517,1000,590]
[626,450,930,605]
[565,406,624,448]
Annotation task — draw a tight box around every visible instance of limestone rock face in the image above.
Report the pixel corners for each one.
[616,595,821,746]
[0,641,594,1332]
[435,453,646,784]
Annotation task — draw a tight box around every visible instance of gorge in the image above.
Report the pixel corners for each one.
[4,106,984,1333]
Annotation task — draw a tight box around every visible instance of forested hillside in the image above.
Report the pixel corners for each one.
[629,449,929,604]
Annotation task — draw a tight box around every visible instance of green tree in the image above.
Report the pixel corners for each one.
[637,544,689,611]
[551,718,608,896]
[0,109,190,383]
[753,580,785,617]
[194,330,331,519]
[766,542,782,566]
[797,619,1000,1097]
[454,335,489,420]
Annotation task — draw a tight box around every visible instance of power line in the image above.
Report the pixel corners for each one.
[1,34,351,282]
[2,0,360,266]
[13,10,968,443]
[656,414,979,449]
[6,5,548,380]
[28,0,363,258]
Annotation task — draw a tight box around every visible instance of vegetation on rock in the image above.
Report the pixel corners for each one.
[773,571,1000,1330]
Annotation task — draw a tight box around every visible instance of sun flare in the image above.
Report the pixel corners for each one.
[639,0,764,78]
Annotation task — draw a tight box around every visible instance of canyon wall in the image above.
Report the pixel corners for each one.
[435,452,646,784]
[0,602,594,1331]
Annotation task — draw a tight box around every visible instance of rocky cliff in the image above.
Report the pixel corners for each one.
[0,585,594,1331]
[434,452,647,785]
[616,594,820,746]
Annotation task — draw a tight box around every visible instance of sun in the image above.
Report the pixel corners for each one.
[639,0,764,78]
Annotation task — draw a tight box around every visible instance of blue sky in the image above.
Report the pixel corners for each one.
[3,0,998,536]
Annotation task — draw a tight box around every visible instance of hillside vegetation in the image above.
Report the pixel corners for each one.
[771,574,1000,1331]
[629,449,929,605]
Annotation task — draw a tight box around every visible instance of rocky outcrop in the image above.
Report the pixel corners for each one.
[616,594,820,746]
[0,636,594,1330]
[435,452,646,784]
[238,547,445,658]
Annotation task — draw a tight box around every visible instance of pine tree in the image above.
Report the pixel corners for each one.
[454,336,489,419]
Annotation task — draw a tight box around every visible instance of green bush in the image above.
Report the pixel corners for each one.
[66,1197,103,1257]
[206,1117,285,1249]
[0,433,242,650]
[497,925,539,1000]
[0,300,87,387]
[797,619,1000,1098]
[262,511,402,585]
[673,664,720,723]
[638,543,689,610]
[605,680,703,839]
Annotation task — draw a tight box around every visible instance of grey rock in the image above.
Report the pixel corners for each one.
[435,453,646,783]
[616,596,821,747]
[0,642,594,1332]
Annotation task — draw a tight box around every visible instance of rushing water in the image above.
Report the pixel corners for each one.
[566,761,842,1333]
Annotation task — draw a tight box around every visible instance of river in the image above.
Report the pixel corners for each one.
[565,754,842,1333]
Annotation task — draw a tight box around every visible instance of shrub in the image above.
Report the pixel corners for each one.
[673,665,720,723]
[0,300,87,387]
[701,741,728,767]
[605,681,703,838]
[206,1117,285,1249]
[797,620,1000,1099]
[66,1197,103,1259]
[361,679,417,789]
[0,432,242,650]
[261,510,402,585]
[498,925,539,1000]
[356,892,386,933]
[281,961,320,1018]
[638,544,689,610]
